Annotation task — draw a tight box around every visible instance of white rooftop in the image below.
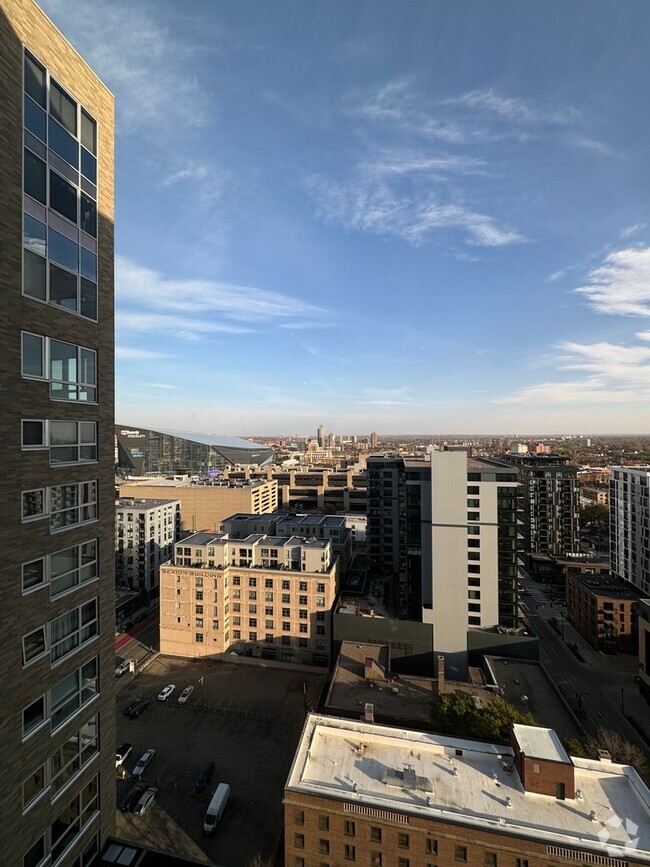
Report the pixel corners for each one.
[286,715,650,862]
[512,723,570,763]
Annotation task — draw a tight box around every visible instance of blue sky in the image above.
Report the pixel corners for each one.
[42,0,650,435]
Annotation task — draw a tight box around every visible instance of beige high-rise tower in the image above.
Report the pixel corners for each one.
[0,1,116,863]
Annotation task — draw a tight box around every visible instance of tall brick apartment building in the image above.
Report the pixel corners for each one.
[284,715,650,867]
[0,2,116,864]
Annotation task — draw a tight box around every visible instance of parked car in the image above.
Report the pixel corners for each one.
[157,684,175,702]
[133,786,158,816]
[115,659,132,677]
[123,698,140,716]
[120,784,145,813]
[195,761,215,793]
[178,686,194,705]
[129,698,150,719]
[115,743,133,768]
[132,749,155,780]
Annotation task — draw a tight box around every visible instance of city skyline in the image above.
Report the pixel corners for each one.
[40,0,650,435]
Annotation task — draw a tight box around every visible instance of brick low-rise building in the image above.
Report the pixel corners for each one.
[284,715,650,867]
[566,572,641,653]
[160,531,338,666]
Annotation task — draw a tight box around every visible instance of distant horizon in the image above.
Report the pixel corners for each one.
[116,420,649,440]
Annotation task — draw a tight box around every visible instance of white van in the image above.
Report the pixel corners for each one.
[203,783,230,835]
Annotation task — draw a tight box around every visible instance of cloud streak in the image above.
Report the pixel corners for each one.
[116,255,329,342]
[574,246,650,317]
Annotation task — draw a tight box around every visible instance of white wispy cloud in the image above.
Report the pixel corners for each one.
[116,256,328,341]
[568,135,613,156]
[140,382,180,390]
[306,174,524,248]
[498,338,650,408]
[620,223,647,239]
[117,311,253,335]
[40,0,210,135]
[115,346,173,360]
[446,88,579,126]
[574,246,650,316]
[162,162,211,187]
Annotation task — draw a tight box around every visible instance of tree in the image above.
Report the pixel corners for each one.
[430,693,535,743]
[584,728,650,782]
[580,503,608,530]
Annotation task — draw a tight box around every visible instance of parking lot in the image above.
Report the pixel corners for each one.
[115,655,326,866]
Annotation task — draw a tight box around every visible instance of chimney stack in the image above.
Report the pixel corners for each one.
[364,702,374,723]
[437,655,446,695]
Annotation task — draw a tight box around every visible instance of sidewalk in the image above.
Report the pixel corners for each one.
[539,602,650,745]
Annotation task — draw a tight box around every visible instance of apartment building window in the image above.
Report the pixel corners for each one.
[196,591,203,601]
[22,333,97,402]
[283,622,290,631]
[468,616,481,625]
[233,590,241,599]
[426,839,438,854]
[294,860,304,867]
[249,604,257,614]
[23,833,45,867]
[454,846,467,862]
[515,860,529,867]
[195,633,203,643]
[282,580,290,589]
[316,640,326,650]
[317,583,325,592]
[371,853,382,866]
[50,714,97,797]
[468,603,481,612]
[50,656,97,731]
[196,605,203,615]
[249,618,257,627]
[233,576,241,585]
[249,577,257,587]
[299,624,308,633]
[23,695,46,738]
[318,815,329,831]
[233,630,241,639]
[299,595,308,605]
[265,592,273,602]
[468,577,480,587]
[468,552,480,561]
[233,617,241,626]
[319,840,330,855]
[50,481,97,531]
[50,598,98,664]
[484,854,497,867]
[282,594,290,603]
[370,827,381,842]
[265,620,273,629]
[344,820,355,837]
[196,619,203,628]
[233,602,241,611]
[282,607,290,617]
[299,610,308,619]
[294,810,304,825]
[299,582,307,591]
[212,620,219,630]
[265,579,273,588]
[195,577,203,587]
[344,844,356,861]
[397,832,409,849]
[265,606,274,615]
[249,591,257,601]
[316,611,325,621]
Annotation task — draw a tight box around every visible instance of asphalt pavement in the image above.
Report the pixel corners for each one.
[520,576,649,751]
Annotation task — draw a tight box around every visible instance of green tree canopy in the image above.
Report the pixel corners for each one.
[431,693,535,743]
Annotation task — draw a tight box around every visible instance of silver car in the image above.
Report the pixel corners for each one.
[133,786,157,816]
[132,749,155,780]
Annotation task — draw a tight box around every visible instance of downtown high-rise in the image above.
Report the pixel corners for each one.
[0,1,115,864]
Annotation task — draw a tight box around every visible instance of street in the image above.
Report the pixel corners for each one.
[115,611,160,665]
[519,576,649,750]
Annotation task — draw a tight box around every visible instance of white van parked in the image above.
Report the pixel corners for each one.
[203,783,230,835]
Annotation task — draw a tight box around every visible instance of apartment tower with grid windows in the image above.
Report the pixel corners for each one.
[0,2,116,864]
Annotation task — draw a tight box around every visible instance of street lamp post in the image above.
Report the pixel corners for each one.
[199,676,204,708]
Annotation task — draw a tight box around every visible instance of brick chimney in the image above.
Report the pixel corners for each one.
[437,655,446,695]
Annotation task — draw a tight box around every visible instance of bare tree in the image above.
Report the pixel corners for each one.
[584,728,649,782]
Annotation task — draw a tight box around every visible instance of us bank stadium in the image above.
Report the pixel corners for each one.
[115,425,274,475]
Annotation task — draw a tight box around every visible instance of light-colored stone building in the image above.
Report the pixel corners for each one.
[115,498,181,595]
[160,531,338,666]
[118,477,278,532]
